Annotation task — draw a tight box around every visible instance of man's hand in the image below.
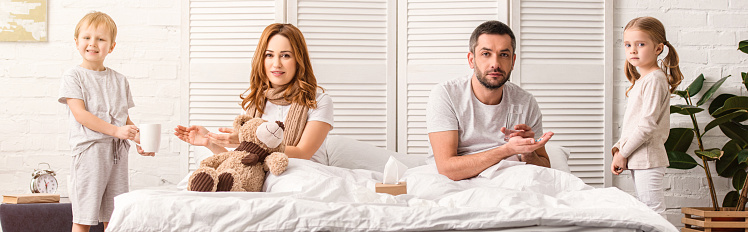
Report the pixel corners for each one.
[114,125,138,140]
[513,124,535,138]
[501,124,536,140]
[504,131,554,155]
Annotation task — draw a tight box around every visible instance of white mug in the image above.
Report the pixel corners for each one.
[139,124,161,153]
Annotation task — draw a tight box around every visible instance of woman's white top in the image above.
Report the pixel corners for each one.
[259,92,334,165]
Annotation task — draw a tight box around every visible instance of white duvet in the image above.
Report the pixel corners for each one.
[108,159,677,232]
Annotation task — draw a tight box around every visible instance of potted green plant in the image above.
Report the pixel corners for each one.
[665,73,731,210]
[668,39,748,230]
[666,39,748,208]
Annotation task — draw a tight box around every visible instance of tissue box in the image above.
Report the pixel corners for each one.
[375,182,407,195]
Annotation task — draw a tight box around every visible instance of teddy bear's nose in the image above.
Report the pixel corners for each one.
[256,121,284,148]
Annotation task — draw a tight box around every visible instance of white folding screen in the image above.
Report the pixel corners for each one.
[512,0,611,187]
[187,0,396,170]
[187,0,278,170]
[186,0,612,187]
[396,0,509,155]
[288,0,397,149]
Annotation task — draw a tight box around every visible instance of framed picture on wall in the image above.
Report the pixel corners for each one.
[0,0,47,42]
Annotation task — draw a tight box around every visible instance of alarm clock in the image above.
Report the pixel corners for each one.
[30,162,58,194]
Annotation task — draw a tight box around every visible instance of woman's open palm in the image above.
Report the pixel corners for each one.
[174,125,211,147]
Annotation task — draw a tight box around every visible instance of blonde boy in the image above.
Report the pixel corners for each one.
[58,11,154,232]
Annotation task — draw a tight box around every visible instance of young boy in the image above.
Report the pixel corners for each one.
[58,11,154,232]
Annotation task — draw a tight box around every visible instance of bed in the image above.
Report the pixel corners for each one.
[106,136,677,232]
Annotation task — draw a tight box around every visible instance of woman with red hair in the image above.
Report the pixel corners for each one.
[175,23,333,164]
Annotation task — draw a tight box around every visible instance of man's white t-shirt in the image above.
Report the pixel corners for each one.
[258,92,334,165]
[426,75,543,161]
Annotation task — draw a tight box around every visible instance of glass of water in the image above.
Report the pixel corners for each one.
[503,104,524,141]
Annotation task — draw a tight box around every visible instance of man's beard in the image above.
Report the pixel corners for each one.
[475,65,510,90]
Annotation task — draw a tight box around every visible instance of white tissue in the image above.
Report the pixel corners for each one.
[382,156,408,184]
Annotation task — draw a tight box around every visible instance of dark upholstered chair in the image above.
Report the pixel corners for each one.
[0,203,104,232]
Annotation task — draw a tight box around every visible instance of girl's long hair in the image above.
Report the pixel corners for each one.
[624,17,683,96]
[240,23,322,114]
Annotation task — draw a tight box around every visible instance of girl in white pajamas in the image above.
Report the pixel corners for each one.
[611,16,684,214]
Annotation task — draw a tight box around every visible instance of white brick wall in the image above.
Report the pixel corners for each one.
[614,0,748,227]
[0,0,184,209]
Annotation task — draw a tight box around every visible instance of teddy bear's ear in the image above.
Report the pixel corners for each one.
[276,121,285,131]
[233,114,254,130]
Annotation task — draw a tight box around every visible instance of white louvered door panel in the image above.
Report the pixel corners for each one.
[397,0,509,155]
[289,0,397,149]
[523,83,606,186]
[187,0,279,171]
[513,0,611,187]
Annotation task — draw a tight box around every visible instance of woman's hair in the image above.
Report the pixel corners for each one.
[624,16,683,96]
[240,23,323,113]
[75,11,117,42]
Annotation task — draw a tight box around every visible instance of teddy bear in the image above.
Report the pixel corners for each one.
[188,115,289,192]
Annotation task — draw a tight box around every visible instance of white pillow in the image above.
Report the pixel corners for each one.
[545,143,571,173]
[178,138,417,189]
[325,135,427,172]
[177,136,570,189]
[326,135,571,173]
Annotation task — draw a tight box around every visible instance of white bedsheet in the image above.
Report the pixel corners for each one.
[108,159,677,232]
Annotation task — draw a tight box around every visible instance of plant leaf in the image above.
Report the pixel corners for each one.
[734,170,747,190]
[740,40,748,54]
[734,113,748,123]
[670,105,683,115]
[671,104,704,115]
[696,148,723,161]
[667,151,698,169]
[713,96,748,116]
[718,140,744,177]
[743,72,747,91]
[724,190,740,207]
[710,94,737,117]
[705,110,748,133]
[683,74,705,98]
[673,90,688,99]
[738,148,748,165]
[720,122,748,147]
[665,128,694,152]
[697,75,731,106]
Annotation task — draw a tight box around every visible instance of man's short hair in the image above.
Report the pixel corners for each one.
[469,20,516,54]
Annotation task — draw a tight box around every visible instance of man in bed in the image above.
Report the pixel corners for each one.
[426,20,554,181]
